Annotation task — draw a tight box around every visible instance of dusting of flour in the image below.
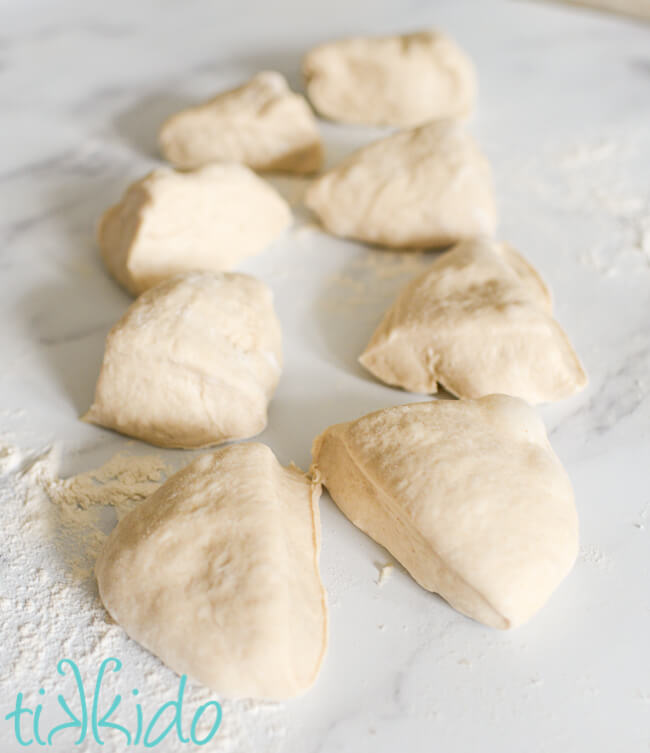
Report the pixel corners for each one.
[0,442,287,752]
[321,248,431,315]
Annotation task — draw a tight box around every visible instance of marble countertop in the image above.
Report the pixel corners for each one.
[1,0,649,751]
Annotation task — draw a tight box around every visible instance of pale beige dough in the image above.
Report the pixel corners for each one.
[360,237,587,403]
[85,272,282,448]
[303,30,476,126]
[159,71,323,173]
[96,443,328,700]
[98,163,291,295]
[304,120,496,248]
[312,395,579,629]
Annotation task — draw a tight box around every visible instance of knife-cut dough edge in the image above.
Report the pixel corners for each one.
[313,427,511,629]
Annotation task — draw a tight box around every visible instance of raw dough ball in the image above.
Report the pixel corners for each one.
[159,71,323,173]
[312,396,578,629]
[96,443,327,700]
[303,30,475,126]
[85,272,282,448]
[360,237,587,403]
[98,164,291,295]
[304,120,496,248]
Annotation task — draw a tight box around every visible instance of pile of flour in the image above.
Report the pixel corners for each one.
[0,440,287,752]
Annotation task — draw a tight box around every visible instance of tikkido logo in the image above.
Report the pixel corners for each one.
[5,658,222,747]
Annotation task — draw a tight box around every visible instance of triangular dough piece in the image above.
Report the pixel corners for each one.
[85,272,282,448]
[159,71,323,173]
[99,164,291,295]
[360,237,587,403]
[96,443,327,700]
[312,396,578,629]
[303,30,476,127]
[304,120,496,248]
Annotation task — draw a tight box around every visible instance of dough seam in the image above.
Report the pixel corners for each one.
[307,474,328,682]
[322,428,509,629]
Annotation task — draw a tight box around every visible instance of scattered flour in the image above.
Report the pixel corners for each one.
[556,139,617,169]
[579,544,613,571]
[44,450,169,514]
[0,442,288,752]
[549,135,650,275]
[321,249,431,314]
[634,501,650,531]
[376,562,395,587]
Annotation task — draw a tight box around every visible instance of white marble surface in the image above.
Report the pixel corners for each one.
[1,0,650,751]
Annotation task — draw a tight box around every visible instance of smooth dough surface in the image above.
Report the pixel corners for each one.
[159,71,323,173]
[96,443,327,700]
[360,237,587,403]
[312,396,579,629]
[303,30,475,126]
[304,120,496,248]
[98,163,291,295]
[85,272,282,448]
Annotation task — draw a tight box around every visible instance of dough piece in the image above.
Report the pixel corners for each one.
[312,396,578,629]
[98,164,291,295]
[159,71,323,173]
[304,120,496,248]
[85,272,282,448]
[360,237,587,403]
[303,30,476,126]
[96,443,327,700]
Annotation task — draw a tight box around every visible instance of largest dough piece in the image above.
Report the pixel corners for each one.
[312,396,579,629]
[360,237,587,403]
[159,71,323,173]
[96,443,327,700]
[303,30,476,126]
[98,163,291,295]
[304,120,496,248]
[84,272,282,448]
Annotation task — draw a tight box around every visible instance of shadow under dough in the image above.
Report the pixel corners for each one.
[112,45,310,160]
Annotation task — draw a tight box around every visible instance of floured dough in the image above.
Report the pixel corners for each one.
[304,120,496,248]
[96,443,328,700]
[98,164,291,295]
[303,30,475,126]
[360,237,587,403]
[312,396,579,629]
[159,71,323,173]
[85,272,282,448]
